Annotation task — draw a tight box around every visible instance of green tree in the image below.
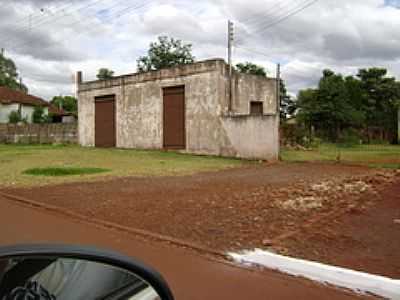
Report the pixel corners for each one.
[280,80,296,120]
[356,68,400,142]
[96,68,114,80]
[8,110,22,123]
[32,106,45,123]
[137,36,195,72]
[296,88,318,136]
[51,95,77,113]
[296,67,400,143]
[297,70,364,141]
[0,51,28,93]
[235,62,267,77]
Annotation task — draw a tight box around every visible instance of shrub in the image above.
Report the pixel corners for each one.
[8,110,21,123]
[338,129,363,146]
[32,106,45,123]
[281,123,310,147]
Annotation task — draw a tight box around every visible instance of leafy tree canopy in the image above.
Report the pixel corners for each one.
[97,68,114,80]
[280,80,297,120]
[32,106,46,123]
[8,111,22,124]
[296,68,400,143]
[50,96,77,114]
[137,36,195,72]
[235,62,267,77]
[0,51,28,93]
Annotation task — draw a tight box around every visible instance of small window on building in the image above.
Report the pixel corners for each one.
[250,102,263,115]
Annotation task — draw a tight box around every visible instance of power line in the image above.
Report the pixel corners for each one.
[0,0,112,46]
[236,45,271,59]
[240,0,304,26]
[10,0,155,85]
[15,1,156,86]
[249,0,318,33]
[3,1,76,30]
[236,0,318,45]
[3,0,148,51]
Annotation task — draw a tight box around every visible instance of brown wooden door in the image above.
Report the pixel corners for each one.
[163,86,185,149]
[95,96,116,148]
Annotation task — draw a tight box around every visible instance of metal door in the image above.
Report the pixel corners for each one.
[95,96,116,148]
[163,86,185,149]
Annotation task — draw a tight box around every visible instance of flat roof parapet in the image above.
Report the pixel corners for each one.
[79,59,227,92]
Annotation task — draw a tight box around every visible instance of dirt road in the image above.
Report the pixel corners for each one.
[2,162,398,278]
[4,163,371,250]
[0,197,370,300]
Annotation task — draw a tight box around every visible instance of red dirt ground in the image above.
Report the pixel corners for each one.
[3,162,399,278]
[0,198,372,300]
[282,181,400,279]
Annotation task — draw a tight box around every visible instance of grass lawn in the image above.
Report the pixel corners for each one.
[281,144,400,169]
[0,144,247,187]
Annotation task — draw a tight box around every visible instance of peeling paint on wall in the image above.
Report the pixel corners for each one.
[78,59,280,160]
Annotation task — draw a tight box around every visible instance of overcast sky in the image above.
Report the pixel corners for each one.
[0,0,399,100]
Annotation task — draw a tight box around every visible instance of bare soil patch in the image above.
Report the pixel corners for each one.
[281,178,400,279]
[3,162,399,278]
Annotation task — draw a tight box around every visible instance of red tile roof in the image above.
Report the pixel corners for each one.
[0,86,65,116]
[0,86,48,106]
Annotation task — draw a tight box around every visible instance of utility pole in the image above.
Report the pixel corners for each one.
[276,63,281,115]
[75,71,82,99]
[276,63,282,160]
[228,20,234,112]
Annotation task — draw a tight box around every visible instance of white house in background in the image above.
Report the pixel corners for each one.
[0,86,63,123]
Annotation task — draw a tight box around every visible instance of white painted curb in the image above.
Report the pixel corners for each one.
[228,249,400,299]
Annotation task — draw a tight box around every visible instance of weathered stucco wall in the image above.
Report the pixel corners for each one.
[221,115,279,160]
[79,87,122,146]
[232,72,277,115]
[118,71,225,151]
[78,59,280,160]
[79,60,227,152]
[0,103,19,123]
[0,104,49,124]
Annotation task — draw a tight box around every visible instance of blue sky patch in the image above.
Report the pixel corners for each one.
[385,0,400,8]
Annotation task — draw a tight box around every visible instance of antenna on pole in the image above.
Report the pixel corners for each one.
[228,20,234,112]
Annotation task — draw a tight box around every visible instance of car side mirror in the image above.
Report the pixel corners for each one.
[0,244,174,300]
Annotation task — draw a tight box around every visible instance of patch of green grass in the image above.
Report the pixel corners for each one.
[366,163,400,169]
[23,167,110,177]
[281,143,400,169]
[0,144,246,187]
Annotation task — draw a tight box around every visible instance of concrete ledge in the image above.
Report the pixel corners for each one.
[79,59,226,92]
[229,249,400,299]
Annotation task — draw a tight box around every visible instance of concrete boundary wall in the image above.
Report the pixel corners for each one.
[0,124,77,144]
[221,115,279,160]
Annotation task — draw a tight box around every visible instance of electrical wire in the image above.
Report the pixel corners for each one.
[0,0,113,46]
[10,0,156,86]
[240,0,304,26]
[235,45,271,59]
[3,0,149,51]
[247,0,318,34]
[236,0,318,46]
[3,1,77,30]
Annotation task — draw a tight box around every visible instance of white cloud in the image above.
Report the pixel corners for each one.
[0,0,399,100]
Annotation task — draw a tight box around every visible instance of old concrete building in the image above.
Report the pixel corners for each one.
[78,59,280,160]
